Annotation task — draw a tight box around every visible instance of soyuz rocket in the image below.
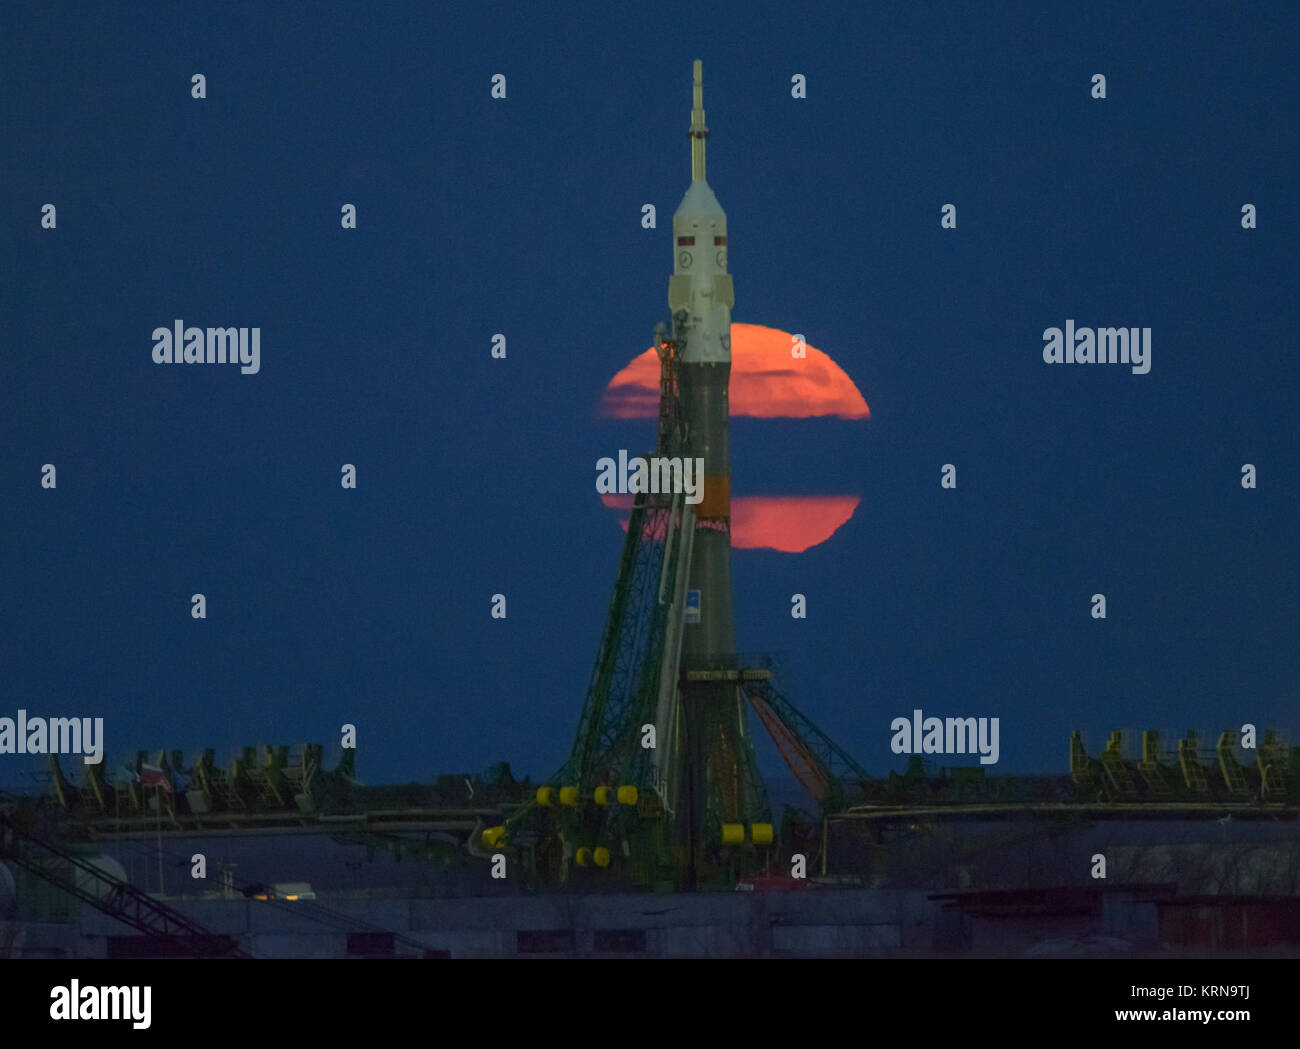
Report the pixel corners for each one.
[672,59,735,668]
[530,61,764,887]
[663,61,751,880]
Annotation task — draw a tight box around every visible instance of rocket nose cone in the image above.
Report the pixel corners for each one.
[675,180,725,218]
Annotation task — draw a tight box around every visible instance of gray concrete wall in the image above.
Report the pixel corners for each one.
[7,886,1173,958]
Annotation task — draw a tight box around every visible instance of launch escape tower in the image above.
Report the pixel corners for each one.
[499,62,845,890]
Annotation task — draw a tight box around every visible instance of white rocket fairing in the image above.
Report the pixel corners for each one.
[669,61,735,367]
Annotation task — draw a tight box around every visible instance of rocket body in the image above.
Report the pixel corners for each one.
[667,62,746,886]
[670,77,734,667]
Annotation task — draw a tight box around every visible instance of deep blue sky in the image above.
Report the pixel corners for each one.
[2,1,1297,791]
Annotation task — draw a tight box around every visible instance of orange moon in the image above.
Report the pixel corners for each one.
[599,324,870,552]
[600,494,862,554]
[600,323,870,420]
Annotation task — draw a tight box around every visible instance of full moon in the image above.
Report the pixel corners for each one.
[599,324,870,552]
